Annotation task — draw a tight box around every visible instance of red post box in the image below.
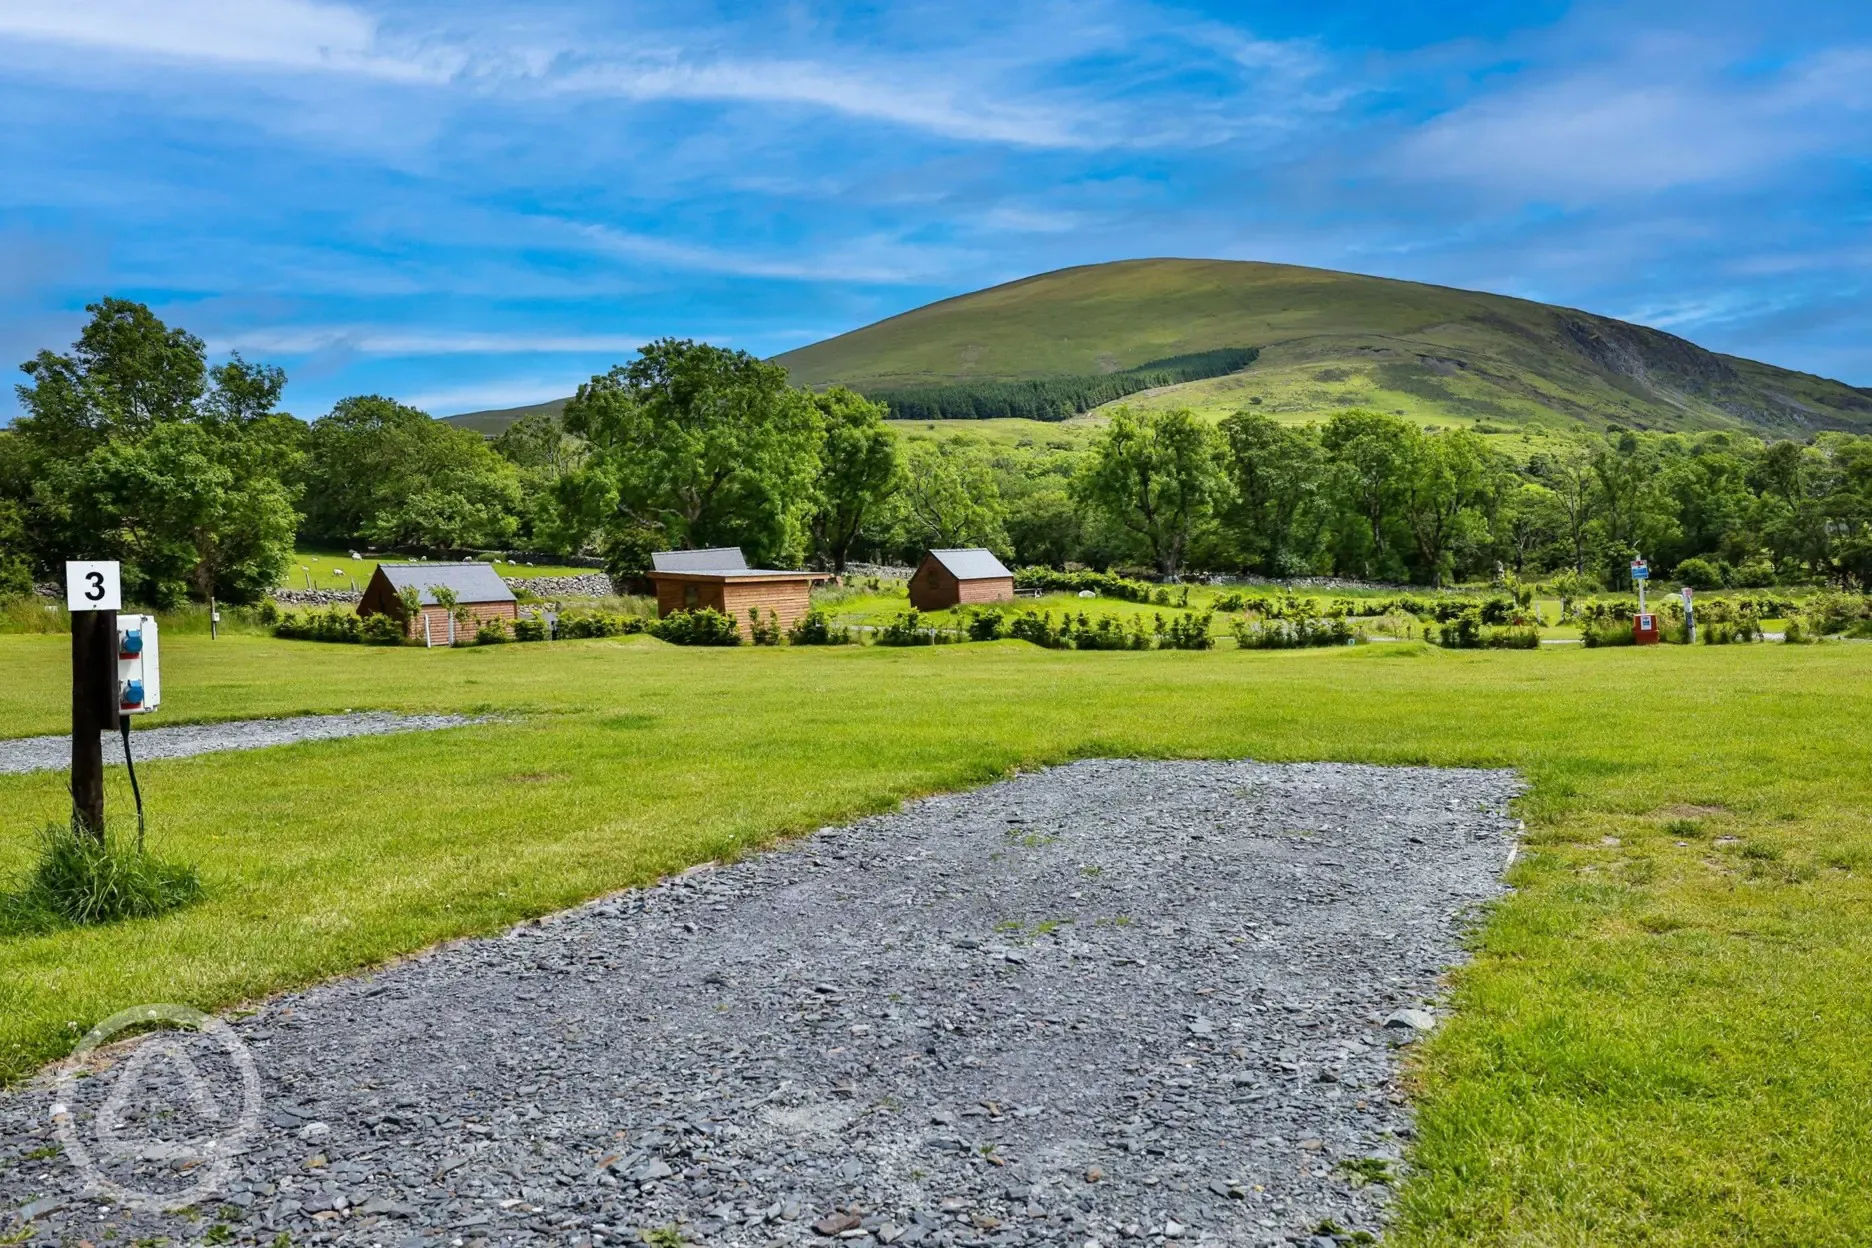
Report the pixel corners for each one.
[1633,612,1660,645]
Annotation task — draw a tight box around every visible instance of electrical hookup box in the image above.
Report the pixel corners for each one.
[1632,613,1661,646]
[117,615,161,714]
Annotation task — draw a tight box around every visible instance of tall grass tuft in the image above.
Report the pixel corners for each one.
[0,597,68,634]
[0,823,202,934]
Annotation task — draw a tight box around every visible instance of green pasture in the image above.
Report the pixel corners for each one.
[3,634,1871,1244]
[280,547,595,591]
[885,416,1098,449]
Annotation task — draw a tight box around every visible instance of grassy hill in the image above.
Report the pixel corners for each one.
[445,259,1872,437]
[442,397,566,436]
[776,259,1872,437]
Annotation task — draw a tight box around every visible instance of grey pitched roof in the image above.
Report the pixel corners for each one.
[377,562,515,606]
[652,547,749,573]
[927,548,1013,581]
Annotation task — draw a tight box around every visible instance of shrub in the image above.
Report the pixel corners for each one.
[1581,621,1637,647]
[275,607,365,643]
[1739,593,1798,618]
[255,598,281,626]
[1214,591,1247,612]
[475,618,510,644]
[1232,615,1355,649]
[1363,611,1418,640]
[1577,598,1635,625]
[877,610,962,646]
[965,610,1006,642]
[360,613,406,645]
[0,824,201,934]
[1013,567,1154,603]
[1701,617,1761,645]
[1066,613,1151,651]
[1485,624,1541,649]
[648,607,742,646]
[1476,595,1518,626]
[1434,609,1484,648]
[787,610,852,645]
[1791,592,1870,636]
[1009,610,1068,649]
[1730,557,1778,589]
[560,611,647,639]
[1674,556,1730,590]
[512,617,547,642]
[747,609,781,646]
[1160,611,1215,650]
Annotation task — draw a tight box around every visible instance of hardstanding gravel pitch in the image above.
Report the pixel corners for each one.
[1,759,1520,1248]
[0,713,486,775]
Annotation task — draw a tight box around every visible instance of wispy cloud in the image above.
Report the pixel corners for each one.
[562,221,963,285]
[4,0,1870,421]
[1389,40,1872,201]
[213,327,651,356]
[550,56,1087,149]
[0,0,455,81]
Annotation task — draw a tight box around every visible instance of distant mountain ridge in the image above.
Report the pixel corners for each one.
[445,259,1872,436]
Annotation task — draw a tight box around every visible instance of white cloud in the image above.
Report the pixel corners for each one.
[1389,43,1872,202]
[213,327,650,356]
[551,55,1088,149]
[563,221,961,285]
[0,0,454,81]
[972,205,1086,234]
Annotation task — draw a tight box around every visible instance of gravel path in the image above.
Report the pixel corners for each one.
[0,713,487,775]
[0,759,1520,1248]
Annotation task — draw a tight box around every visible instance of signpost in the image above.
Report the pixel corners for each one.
[66,561,121,838]
[1682,584,1696,644]
[1630,557,1659,645]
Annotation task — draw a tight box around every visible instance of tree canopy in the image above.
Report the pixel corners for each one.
[6,300,1872,608]
[6,299,300,604]
[558,339,823,573]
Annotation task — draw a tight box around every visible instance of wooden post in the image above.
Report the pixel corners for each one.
[70,608,119,840]
[209,593,218,640]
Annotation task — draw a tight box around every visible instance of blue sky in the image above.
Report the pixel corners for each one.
[2,0,1869,419]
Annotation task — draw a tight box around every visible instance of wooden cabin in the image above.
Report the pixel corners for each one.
[908,548,1016,611]
[647,548,827,639]
[358,562,517,643]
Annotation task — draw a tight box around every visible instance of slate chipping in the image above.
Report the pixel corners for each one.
[0,758,1521,1248]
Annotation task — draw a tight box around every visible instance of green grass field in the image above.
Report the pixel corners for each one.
[281,547,597,591]
[3,633,1871,1244]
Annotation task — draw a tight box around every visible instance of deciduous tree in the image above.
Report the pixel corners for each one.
[1076,407,1219,579]
[560,339,822,571]
[809,387,896,573]
[1218,410,1324,575]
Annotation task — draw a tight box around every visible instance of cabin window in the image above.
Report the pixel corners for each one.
[684,584,699,608]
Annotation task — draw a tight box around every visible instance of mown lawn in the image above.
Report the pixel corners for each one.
[2,634,1870,1245]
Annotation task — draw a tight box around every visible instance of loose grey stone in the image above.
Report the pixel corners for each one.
[0,759,1518,1247]
[1383,1010,1436,1032]
[0,712,489,774]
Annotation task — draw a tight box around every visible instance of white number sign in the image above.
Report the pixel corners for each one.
[65,561,122,611]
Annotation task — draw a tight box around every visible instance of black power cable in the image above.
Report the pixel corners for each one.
[120,718,146,851]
